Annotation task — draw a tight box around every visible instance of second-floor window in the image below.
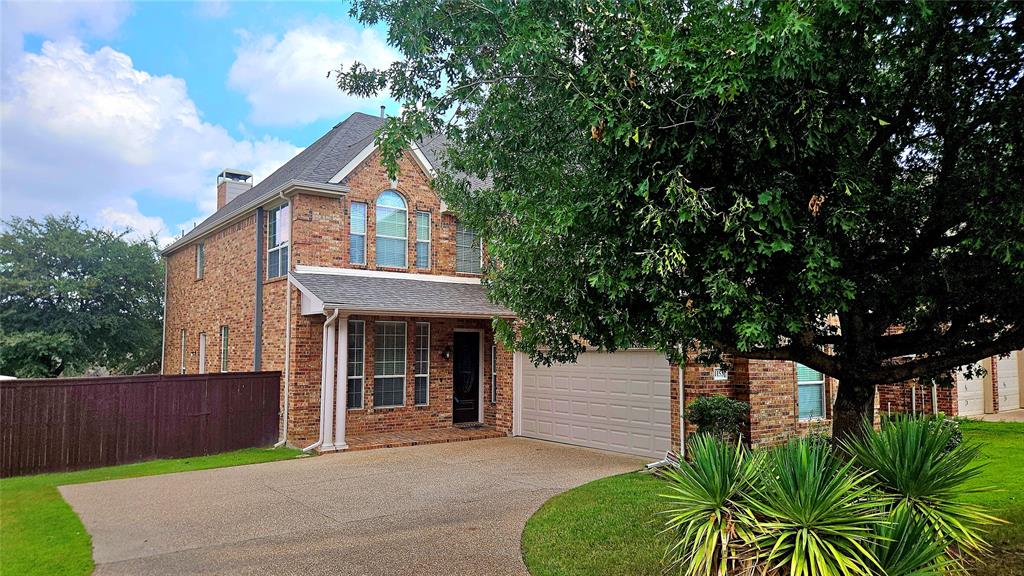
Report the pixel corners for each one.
[415,211,430,269]
[195,242,205,279]
[267,203,290,278]
[456,222,482,274]
[350,201,366,265]
[376,191,407,268]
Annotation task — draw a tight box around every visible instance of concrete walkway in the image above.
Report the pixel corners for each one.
[60,438,645,576]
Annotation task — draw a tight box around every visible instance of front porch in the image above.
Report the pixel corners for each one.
[344,424,505,452]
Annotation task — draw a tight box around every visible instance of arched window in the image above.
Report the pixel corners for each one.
[375,190,407,268]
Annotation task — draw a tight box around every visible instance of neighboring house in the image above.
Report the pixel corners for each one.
[160,111,1023,458]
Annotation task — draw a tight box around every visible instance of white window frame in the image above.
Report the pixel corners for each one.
[415,322,430,405]
[490,345,497,403]
[375,191,408,269]
[415,211,431,269]
[267,203,290,279]
[220,325,229,372]
[198,333,207,374]
[796,363,826,421]
[196,242,205,280]
[349,201,367,265]
[373,321,406,408]
[347,320,365,409]
[179,329,187,374]
[455,221,483,274]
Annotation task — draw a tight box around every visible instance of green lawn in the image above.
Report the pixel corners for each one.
[521,420,1024,576]
[0,447,304,576]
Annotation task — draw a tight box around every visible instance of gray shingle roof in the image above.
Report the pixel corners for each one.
[290,272,513,318]
[163,112,385,255]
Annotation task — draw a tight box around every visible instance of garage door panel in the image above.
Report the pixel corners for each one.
[519,350,671,458]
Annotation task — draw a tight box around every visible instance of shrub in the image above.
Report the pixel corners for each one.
[686,395,750,442]
[658,435,759,576]
[745,439,884,576]
[843,415,1002,559]
[658,416,997,576]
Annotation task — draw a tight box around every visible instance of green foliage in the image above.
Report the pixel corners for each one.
[843,415,1003,559]
[0,215,164,377]
[658,435,758,576]
[685,395,750,442]
[658,417,999,576]
[337,0,1024,432]
[745,439,884,576]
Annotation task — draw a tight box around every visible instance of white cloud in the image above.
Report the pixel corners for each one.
[0,39,300,245]
[228,20,398,126]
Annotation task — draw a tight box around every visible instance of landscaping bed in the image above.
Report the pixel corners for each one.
[0,447,303,576]
[522,420,1023,576]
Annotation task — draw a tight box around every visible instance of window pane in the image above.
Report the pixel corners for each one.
[415,376,428,405]
[220,326,229,372]
[268,249,280,278]
[376,205,407,238]
[415,211,430,269]
[456,222,481,274]
[347,321,364,409]
[377,237,406,268]
[350,234,365,265]
[268,208,277,247]
[375,377,405,407]
[280,246,289,274]
[798,383,825,419]
[796,363,823,383]
[350,202,366,234]
[491,345,497,403]
[276,204,290,245]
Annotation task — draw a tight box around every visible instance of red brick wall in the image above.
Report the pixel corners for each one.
[877,380,957,416]
[163,215,257,375]
[672,356,848,449]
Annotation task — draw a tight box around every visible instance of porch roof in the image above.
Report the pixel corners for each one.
[289,270,514,318]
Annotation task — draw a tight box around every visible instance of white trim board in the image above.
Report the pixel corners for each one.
[294,265,481,285]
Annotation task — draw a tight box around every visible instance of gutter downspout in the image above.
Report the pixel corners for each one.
[302,308,339,453]
[160,260,168,374]
[274,276,294,448]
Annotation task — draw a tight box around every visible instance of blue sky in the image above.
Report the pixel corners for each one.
[1,1,399,244]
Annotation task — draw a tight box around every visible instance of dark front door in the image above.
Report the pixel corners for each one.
[453,331,480,424]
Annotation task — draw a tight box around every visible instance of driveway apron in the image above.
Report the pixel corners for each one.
[60,437,645,575]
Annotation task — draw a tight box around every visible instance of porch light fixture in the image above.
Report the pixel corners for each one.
[442,345,452,360]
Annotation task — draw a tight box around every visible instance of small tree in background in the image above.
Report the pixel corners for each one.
[0,215,164,377]
[336,0,1024,439]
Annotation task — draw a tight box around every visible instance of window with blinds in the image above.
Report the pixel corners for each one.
[796,363,826,420]
[374,321,406,407]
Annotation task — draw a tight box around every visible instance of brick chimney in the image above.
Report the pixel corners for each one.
[216,169,253,209]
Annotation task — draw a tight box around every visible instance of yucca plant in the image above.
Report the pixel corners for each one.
[658,434,759,576]
[871,507,951,576]
[842,415,1002,558]
[745,438,885,576]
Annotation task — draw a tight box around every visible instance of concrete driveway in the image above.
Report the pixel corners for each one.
[60,438,645,576]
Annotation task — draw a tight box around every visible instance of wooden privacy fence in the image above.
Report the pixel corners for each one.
[0,371,280,477]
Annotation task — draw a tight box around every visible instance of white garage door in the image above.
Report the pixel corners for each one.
[958,361,987,417]
[997,350,1021,411]
[517,350,671,458]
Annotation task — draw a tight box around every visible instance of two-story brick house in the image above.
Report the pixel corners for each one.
[162,112,515,451]
[162,111,1018,457]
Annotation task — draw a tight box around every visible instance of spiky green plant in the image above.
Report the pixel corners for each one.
[658,434,759,576]
[746,439,885,576]
[842,415,1002,557]
[871,507,951,576]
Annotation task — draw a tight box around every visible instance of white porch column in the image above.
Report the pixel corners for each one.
[335,315,349,450]
[321,315,337,450]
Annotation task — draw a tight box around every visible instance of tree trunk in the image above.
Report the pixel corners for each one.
[831,377,876,442]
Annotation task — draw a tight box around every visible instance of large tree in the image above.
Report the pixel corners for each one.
[338,0,1024,438]
[0,215,164,377]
